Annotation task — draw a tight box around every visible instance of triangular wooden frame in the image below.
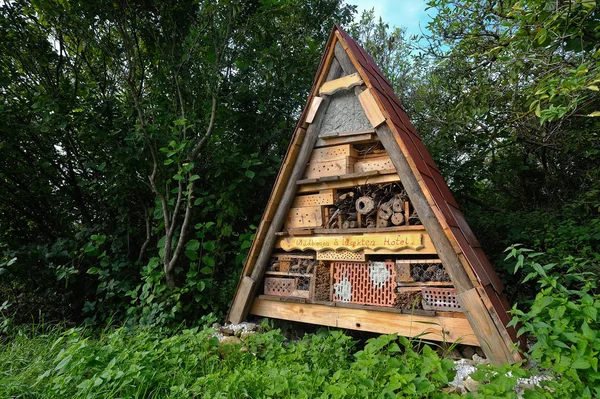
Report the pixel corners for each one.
[227,26,523,365]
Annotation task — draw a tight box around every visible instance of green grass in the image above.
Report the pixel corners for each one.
[0,323,463,399]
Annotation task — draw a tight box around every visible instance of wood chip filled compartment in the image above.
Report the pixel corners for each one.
[332,261,396,307]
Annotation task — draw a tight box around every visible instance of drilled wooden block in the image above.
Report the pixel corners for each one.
[354,155,394,173]
[264,277,296,296]
[292,191,335,207]
[309,144,358,162]
[303,156,355,179]
[316,249,366,261]
[284,206,323,229]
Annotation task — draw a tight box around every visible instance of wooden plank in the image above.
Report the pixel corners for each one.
[319,72,363,95]
[271,252,315,259]
[275,231,434,253]
[286,228,314,236]
[313,225,426,234]
[315,133,379,148]
[315,36,340,90]
[284,206,323,229]
[265,271,314,277]
[237,95,334,318]
[436,311,467,319]
[458,288,520,364]
[397,282,454,287]
[242,128,306,276]
[296,172,400,193]
[228,34,342,324]
[228,276,256,325]
[306,96,323,124]
[250,298,479,346]
[319,129,375,139]
[358,89,386,127]
[297,169,399,186]
[280,296,307,303]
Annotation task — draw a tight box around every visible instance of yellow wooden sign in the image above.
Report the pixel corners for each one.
[277,232,426,252]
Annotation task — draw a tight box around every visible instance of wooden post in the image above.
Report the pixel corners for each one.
[375,123,518,365]
[228,95,333,324]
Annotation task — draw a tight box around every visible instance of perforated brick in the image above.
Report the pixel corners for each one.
[332,261,396,307]
[421,287,462,312]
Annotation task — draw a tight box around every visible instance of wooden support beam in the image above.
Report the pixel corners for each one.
[375,123,520,364]
[297,169,397,185]
[319,73,363,96]
[296,172,400,193]
[250,298,479,346]
[229,95,333,324]
[315,133,379,148]
[319,129,375,139]
[334,41,357,74]
[458,288,520,365]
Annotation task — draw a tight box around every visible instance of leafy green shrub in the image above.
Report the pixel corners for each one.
[506,246,600,398]
[322,334,456,399]
[0,324,463,399]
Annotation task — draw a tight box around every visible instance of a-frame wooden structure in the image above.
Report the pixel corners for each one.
[228,26,523,365]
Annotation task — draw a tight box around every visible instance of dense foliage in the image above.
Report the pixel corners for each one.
[0,0,354,325]
[1,1,600,396]
[1,0,599,380]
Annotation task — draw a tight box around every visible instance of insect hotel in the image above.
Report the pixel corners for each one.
[228,26,523,365]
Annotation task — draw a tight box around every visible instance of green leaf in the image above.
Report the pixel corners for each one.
[202,255,215,268]
[537,28,547,44]
[203,241,215,251]
[245,170,255,179]
[200,266,213,275]
[583,306,597,321]
[572,357,591,369]
[189,174,200,181]
[185,250,198,261]
[186,240,200,251]
[87,267,100,275]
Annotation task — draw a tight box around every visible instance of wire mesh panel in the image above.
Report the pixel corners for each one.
[421,288,462,312]
[396,259,451,283]
[332,261,396,307]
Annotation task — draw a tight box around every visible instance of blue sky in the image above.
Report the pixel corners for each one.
[347,0,436,38]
